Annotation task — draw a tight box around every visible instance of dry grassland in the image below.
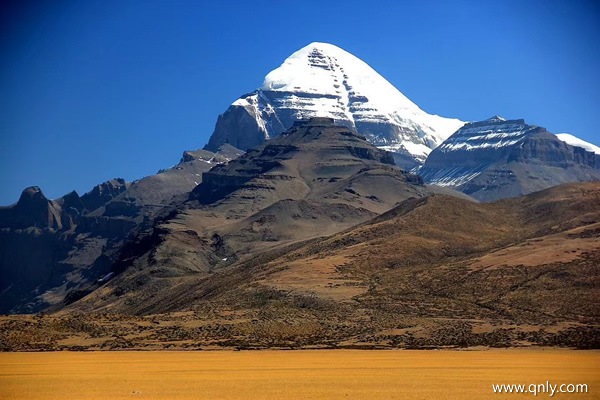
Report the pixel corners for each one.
[1,350,598,399]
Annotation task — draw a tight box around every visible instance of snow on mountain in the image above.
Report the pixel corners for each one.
[434,116,535,153]
[205,42,464,167]
[419,116,545,189]
[555,133,600,155]
[260,42,462,146]
[419,116,600,201]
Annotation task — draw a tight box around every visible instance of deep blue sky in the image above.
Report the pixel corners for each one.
[1,0,599,205]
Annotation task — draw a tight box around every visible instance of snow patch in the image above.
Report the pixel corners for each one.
[556,133,600,155]
[439,120,533,152]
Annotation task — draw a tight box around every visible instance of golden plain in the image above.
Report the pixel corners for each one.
[1,350,598,399]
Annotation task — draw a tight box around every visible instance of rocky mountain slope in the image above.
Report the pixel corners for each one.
[1,118,599,350]
[3,181,598,350]
[418,116,600,201]
[0,180,129,314]
[63,118,461,315]
[0,145,240,314]
[205,42,464,169]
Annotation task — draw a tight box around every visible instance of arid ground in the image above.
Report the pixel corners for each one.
[1,350,598,400]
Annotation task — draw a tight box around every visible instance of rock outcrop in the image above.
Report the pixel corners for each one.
[194,117,412,207]
[0,187,63,230]
[80,179,130,213]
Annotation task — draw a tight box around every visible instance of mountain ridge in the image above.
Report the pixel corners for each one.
[0,145,241,313]
[3,181,598,350]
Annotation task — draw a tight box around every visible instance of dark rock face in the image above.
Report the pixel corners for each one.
[57,191,86,229]
[0,182,129,313]
[419,117,600,201]
[205,99,285,152]
[0,146,241,314]
[0,187,62,230]
[508,134,597,167]
[80,178,130,212]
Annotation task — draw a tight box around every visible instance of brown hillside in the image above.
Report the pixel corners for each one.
[6,182,594,351]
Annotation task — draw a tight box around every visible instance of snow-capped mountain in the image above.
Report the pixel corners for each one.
[205,42,464,167]
[419,116,600,201]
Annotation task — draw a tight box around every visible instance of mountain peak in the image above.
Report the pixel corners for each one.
[260,41,420,114]
[304,41,343,50]
[205,43,464,168]
[18,186,47,204]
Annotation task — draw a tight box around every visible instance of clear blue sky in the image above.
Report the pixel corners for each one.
[1,0,599,205]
